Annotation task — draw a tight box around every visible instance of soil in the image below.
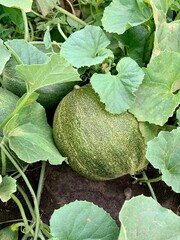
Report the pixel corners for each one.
[0,162,180,232]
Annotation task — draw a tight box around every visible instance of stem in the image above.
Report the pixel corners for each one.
[1,145,41,240]
[66,0,76,15]
[11,194,30,233]
[28,20,34,42]
[0,93,31,131]
[57,23,68,41]
[137,175,162,183]
[31,10,49,20]
[40,222,52,239]
[36,161,46,206]
[1,147,6,175]
[55,5,87,27]
[21,10,29,41]
[17,184,36,220]
[142,171,158,201]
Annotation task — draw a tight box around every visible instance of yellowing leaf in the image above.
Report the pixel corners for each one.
[146,128,180,193]
[130,51,180,126]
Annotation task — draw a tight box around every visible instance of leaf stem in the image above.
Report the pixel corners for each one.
[54,5,87,27]
[40,222,52,239]
[0,93,31,131]
[142,171,158,201]
[31,10,49,20]
[1,145,41,240]
[36,161,46,206]
[17,184,36,220]
[21,10,29,41]
[1,147,6,176]
[11,194,30,233]
[136,175,162,183]
[57,23,68,41]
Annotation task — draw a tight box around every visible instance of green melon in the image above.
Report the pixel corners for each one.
[1,57,81,109]
[53,84,147,180]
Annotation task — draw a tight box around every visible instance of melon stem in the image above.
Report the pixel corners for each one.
[142,171,158,201]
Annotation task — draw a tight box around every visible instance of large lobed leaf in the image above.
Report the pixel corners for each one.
[102,0,152,34]
[50,200,119,240]
[90,57,144,114]
[60,25,113,68]
[149,0,180,56]
[4,100,66,165]
[5,39,50,64]
[130,51,180,126]
[16,54,80,93]
[116,26,148,67]
[0,0,32,12]
[119,195,180,240]
[146,128,180,193]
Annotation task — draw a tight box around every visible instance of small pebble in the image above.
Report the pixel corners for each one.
[124,187,132,200]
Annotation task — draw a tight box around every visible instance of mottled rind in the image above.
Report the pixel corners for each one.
[53,84,147,180]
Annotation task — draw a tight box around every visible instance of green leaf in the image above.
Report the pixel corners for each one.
[90,57,144,114]
[0,176,16,202]
[0,225,18,240]
[155,21,180,54]
[146,128,180,193]
[119,195,180,240]
[16,54,80,93]
[149,0,174,23]
[149,0,180,56]
[50,200,119,240]
[43,27,52,49]
[177,108,180,126]
[5,39,50,64]
[102,0,152,34]
[130,51,180,126]
[0,39,11,75]
[4,101,65,165]
[138,122,161,142]
[60,25,113,68]
[0,87,19,137]
[2,6,24,32]
[0,0,33,12]
[116,26,148,66]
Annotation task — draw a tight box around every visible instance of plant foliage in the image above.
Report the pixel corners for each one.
[0,0,179,239]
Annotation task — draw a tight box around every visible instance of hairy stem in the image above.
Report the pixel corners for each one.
[142,171,158,201]
[1,145,41,240]
[17,184,36,220]
[1,148,6,175]
[55,5,87,26]
[136,175,162,183]
[11,194,30,233]
[21,10,29,41]
[57,23,68,41]
[36,161,46,206]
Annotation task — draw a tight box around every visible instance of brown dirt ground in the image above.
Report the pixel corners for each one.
[0,162,179,232]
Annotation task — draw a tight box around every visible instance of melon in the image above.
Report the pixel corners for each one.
[1,57,81,109]
[53,84,147,180]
